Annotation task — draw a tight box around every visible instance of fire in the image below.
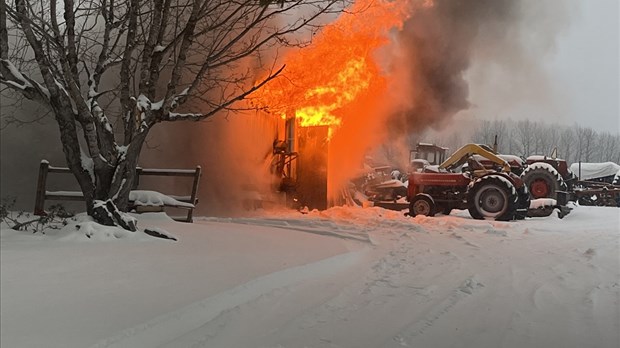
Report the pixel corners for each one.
[253,0,412,132]
[251,0,436,205]
[296,57,370,127]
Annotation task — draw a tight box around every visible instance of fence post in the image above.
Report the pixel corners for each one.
[186,166,202,223]
[34,160,49,215]
[133,167,143,189]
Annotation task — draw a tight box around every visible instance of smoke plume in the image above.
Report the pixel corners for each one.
[384,0,571,138]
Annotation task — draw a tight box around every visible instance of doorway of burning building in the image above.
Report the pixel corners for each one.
[295,126,330,211]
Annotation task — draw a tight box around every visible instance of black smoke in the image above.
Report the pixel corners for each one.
[387,0,561,135]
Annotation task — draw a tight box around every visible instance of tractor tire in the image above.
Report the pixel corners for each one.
[409,194,436,217]
[468,175,518,221]
[521,166,566,200]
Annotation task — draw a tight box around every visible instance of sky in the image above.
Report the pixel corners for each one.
[548,0,619,133]
[465,0,619,134]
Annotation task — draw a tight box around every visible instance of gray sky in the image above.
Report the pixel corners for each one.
[465,0,619,134]
[548,0,619,132]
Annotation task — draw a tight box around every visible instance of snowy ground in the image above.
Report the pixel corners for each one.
[1,205,619,348]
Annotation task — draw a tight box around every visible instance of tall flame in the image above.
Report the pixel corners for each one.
[253,0,411,132]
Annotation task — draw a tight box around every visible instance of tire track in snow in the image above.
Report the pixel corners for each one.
[88,248,368,348]
[199,217,373,243]
[252,228,476,348]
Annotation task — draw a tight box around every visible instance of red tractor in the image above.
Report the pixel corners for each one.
[473,146,574,202]
[407,144,531,221]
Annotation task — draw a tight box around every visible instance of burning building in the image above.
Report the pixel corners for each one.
[253,0,412,210]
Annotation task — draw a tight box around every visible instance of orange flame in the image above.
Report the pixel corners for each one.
[252,0,437,203]
[253,0,411,132]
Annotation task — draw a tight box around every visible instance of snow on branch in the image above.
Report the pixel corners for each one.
[170,88,190,110]
[165,112,205,121]
[136,94,165,112]
[1,59,32,88]
[0,59,50,101]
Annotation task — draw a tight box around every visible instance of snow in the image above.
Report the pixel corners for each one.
[529,198,557,209]
[115,145,128,157]
[136,94,150,111]
[129,190,194,208]
[528,155,556,161]
[473,174,518,197]
[46,190,85,197]
[151,99,164,110]
[141,167,199,174]
[2,206,619,348]
[2,79,31,90]
[498,154,525,165]
[80,149,96,183]
[524,161,559,173]
[171,88,190,109]
[1,59,33,89]
[1,59,51,98]
[168,112,203,120]
[522,162,565,185]
[569,162,620,181]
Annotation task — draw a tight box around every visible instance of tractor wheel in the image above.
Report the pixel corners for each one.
[409,194,436,217]
[521,166,566,200]
[468,176,518,221]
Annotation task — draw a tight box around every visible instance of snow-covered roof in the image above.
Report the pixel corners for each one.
[569,162,620,180]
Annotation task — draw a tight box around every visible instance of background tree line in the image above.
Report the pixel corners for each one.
[413,119,620,165]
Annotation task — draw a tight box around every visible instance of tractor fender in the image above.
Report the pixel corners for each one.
[470,172,522,196]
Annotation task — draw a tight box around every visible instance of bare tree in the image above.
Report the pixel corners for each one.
[513,119,534,157]
[545,123,560,156]
[0,0,345,229]
[575,125,596,163]
[472,119,493,146]
[532,122,558,157]
[596,131,620,163]
[558,127,575,163]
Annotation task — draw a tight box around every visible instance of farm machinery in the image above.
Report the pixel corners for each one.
[568,162,620,207]
[406,144,572,220]
[498,153,620,207]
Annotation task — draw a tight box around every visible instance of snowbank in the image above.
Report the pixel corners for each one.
[2,206,619,348]
[129,190,194,208]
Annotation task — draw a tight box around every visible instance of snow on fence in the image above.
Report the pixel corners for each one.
[34,161,201,222]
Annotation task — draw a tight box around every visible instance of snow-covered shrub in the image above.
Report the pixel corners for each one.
[1,197,73,234]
